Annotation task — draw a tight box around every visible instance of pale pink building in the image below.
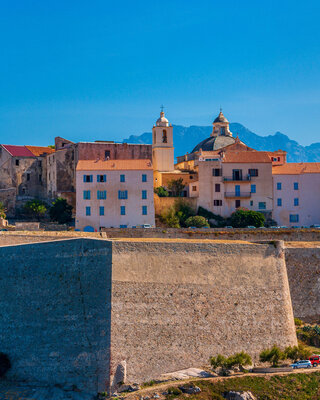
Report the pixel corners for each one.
[272,163,320,227]
[76,159,155,231]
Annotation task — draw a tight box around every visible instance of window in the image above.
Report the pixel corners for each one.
[235,200,241,208]
[277,157,280,161]
[215,184,221,192]
[259,202,266,210]
[97,190,107,200]
[83,175,93,183]
[162,130,167,143]
[86,206,91,216]
[142,174,147,182]
[213,200,222,206]
[220,127,225,135]
[27,173,30,181]
[120,225,127,228]
[83,190,91,200]
[142,190,147,199]
[290,214,299,223]
[118,190,128,199]
[277,198,282,207]
[38,160,42,167]
[97,174,106,182]
[250,200,253,206]
[192,186,197,192]
[248,169,259,177]
[120,206,126,215]
[142,205,148,215]
[277,182,282,190]
[105,150,110,159]
[250,184,256,193]
[120,174,125,182]
[294,198,299,206]
[232,169,242,180]
[272,157,277,162]
[39,174,42,183]
[99,206,104,216]
[212,168,222,176]
[294,182,299,190]
[15,159,19,166]
[190,176,193,179]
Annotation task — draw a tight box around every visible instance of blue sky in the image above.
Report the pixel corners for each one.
[0,0,319,146]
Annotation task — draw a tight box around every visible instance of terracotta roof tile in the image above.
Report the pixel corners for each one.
[76,159,153,171]
[272,163,320,175]
[222,151,271,163]
[26,146,55,156]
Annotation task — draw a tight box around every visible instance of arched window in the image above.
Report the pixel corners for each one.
[220,127,225,135]
[153,131,156,144]
[162,130,167,143]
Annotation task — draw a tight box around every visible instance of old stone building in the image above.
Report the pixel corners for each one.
[47,137,152,210]
[0,144,54,216]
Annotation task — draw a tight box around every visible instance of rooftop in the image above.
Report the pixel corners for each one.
[76,159,153,171]
[272,162,320,175]
[222,151,272,163]
[2,144,54,157]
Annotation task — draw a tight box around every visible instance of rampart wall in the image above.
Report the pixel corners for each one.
[0,238,112,394]
[110,240,297,386]
[286,246,320,322]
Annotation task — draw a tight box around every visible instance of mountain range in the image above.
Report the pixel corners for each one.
[123,123,320,163]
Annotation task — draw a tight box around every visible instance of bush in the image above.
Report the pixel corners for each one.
[154,186,169,197]
[49,197,73,224]
[259,345,285,367]
[175,199,195,227]
[294,318,303,326]
[160,206,180,228]
[167,387,182,395]
[185,215,209,228]
[23,199,47,220]
[210,352,252,370]
[284,344,312,362]
[229,209,265,228]
[0,202,7,219]
[197,206,225,226]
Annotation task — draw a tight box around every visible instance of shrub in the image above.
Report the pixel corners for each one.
[294,318,303,326]
[160,206,180,228]
[167,387,182,395]
[229,209,265,228]
[210,352,252,370]
[23,199,47,220]
[0,202,7,219]
[259,345,285,367]
[154,186,169,197]
[197,206,225,225]
[175,199,195,226]
[185,215,209,228]
[285,344,312,362]
[49,197,73,224]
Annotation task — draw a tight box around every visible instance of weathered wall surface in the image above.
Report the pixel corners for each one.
[0,238,112,394]
[153,194,197,215]
[286,247,320,322]
[110,240,297,386]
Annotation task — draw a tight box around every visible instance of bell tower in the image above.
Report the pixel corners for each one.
[152,108,174,172]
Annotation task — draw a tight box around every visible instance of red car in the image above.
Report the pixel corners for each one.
[309,355,320,367]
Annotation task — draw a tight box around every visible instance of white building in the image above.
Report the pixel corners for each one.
[75,159,155,231]
[272,163,320,227]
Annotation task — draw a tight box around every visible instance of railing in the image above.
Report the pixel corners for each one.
[223,175,251,182]
[224,192,251,198]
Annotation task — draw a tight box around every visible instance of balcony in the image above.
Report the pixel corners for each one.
[224,192,251,199]
[223,175,251,182]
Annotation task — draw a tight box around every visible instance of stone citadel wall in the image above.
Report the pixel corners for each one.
[110,240,297,386]
[0,238,112,394]
[286,246,320,322]
[0,237,298,394]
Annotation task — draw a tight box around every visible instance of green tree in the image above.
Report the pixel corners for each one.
[229,209,265,228]
[210,352,252,371]
[230,351,252,370]
[185,215,209,228]
[154,186,169,197]
[167,178,185,197]
[160,206,180,228]
[210,354,229,369]
[259,345,285,367]
[0,202,7,219]
[175,199,195,226]
[49,197,73,224]
[24,199,47,220]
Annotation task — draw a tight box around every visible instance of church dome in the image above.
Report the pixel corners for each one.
[156,111,169,127]
[213,110,229,123]
[191,135,236,153]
